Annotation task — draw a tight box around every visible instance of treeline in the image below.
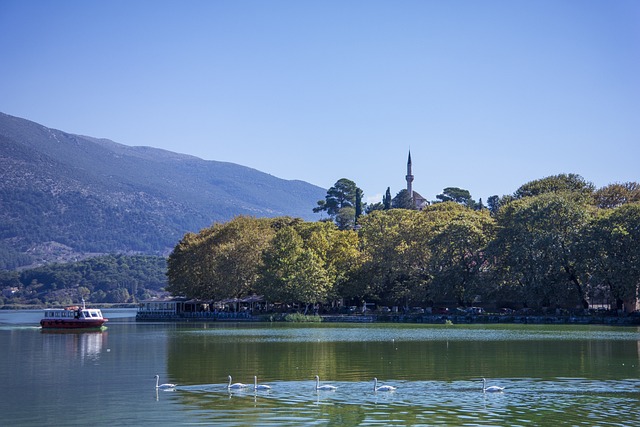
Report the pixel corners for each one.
[0,254,167,306]
[167,175,640,313]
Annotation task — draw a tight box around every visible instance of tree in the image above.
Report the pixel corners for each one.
[366,202,384,213]
[487,195,501,216]
[594,182,640,209]
[256,226,303,303]
[257,223,334,313]
[355,187,363,223]
[336,207,356,231]
[580,203,640,311]
[513,174,595,200]
[325,228,362,303]
[356,209,430,308]
[435,187,476,208]
[314,178,362,227]
[166,216,277,300]
[426,203,496,306]
[312,200,326,215]
[107,287,130,303]
[166,231,209,298]
[77,286,91,300]
[383,187,392,210]
[290,249,331,313]
[295,221,360,306]
[489,193,593,309]
[315,178,358,217]
[392,189,414,209]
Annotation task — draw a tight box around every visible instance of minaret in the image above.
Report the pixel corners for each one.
[406,150,414,200]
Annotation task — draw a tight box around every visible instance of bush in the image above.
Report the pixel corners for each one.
[284,313,322,323]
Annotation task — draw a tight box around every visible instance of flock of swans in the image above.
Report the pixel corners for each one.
[155,374,505,393]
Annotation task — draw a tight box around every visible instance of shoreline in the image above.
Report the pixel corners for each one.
[135,312,640,326]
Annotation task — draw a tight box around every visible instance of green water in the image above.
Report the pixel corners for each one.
[1,315,638,426]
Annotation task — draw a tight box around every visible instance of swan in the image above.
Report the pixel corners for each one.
[315,375,337,391]
[373,377,396,392]
[482,378,504,393]
[228,375,249,389]
[154,375,176,389]
[254,376,271,390]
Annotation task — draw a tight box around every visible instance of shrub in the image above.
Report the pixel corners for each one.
[284,313,322,323]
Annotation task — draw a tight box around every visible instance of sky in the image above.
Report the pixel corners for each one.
[1,0,638,204]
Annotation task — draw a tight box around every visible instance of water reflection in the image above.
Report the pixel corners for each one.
[2,321,638,426]
[166,324,640,384]
[159,323,640,426]
[169,378,640,426]
[40,329,107,364]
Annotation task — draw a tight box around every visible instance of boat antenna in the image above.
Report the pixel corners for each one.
[82,297,86,310]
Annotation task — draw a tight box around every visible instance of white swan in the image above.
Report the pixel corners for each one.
[228,375,249,389]
[482,378,504,393]
[254,376,271,390]
[373,377,396,392]
[154,375,176,389]
[315,375,337,391]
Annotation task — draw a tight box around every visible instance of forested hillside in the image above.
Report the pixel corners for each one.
[0,112,325,269]
[0,255,166,306]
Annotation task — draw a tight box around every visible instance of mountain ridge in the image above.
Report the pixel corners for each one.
[0,112,325,269]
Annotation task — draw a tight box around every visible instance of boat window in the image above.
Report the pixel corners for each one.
[83,311,89,317]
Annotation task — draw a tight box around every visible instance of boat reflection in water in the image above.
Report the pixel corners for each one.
[40,328,108,364]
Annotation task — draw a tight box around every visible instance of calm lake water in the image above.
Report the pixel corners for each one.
[1,310,639,426]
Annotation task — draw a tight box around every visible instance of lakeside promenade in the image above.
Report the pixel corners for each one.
[135,311,640,325]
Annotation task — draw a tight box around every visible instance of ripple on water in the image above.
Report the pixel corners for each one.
[184,324,640,344]
[169,378,640,426]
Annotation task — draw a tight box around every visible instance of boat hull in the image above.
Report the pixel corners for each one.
[40,319,108,329]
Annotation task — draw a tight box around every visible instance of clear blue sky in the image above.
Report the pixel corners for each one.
[1,0,638,204]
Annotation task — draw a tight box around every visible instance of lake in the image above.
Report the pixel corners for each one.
[1,310,639,426]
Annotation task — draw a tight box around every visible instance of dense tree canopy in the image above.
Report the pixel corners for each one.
[162,174,640,313]
[513,173,595,200]
[426,203,495,305]
[489,192,594,308]
[594,182,640,209]
[166,216,279,300]
[356,208,428,307]
[580,203,640,310]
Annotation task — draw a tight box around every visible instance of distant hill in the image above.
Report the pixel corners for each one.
[0,112,325,269]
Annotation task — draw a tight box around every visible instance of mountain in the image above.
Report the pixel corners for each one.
[0,112,325,269]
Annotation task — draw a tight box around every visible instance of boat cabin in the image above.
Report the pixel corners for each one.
[43,307,104,320]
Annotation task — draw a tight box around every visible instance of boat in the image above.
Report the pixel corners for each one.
[40,299,108,330]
